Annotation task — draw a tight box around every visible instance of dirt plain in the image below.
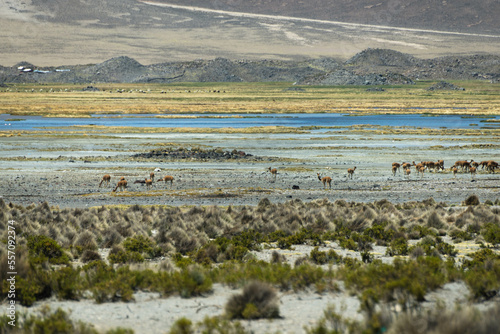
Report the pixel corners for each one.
[1,128,499,209]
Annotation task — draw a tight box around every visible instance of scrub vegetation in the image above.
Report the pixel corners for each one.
[1,196,499,333]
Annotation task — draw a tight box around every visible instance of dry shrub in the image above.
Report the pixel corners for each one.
[78,212,99,229]
[427,211,446,230]
[80,250,102,263]
[0,198,7,211]
[170,227,200,254]
[102,228,123,248]
[74,231,98,251]
[225,281,280,320]
[464,194,480,206]
[159,258,176,272]
[271,251,286,264]
[387,304,500,334]
[115,223,133,238]
[47,223,61,241]
[409,246,425,259]
[187,206,204,216]
[257,198,274,213]
[422,198,437,207]
[63,226,77,244]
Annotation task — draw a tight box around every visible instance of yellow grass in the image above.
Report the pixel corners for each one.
[1,81,500,117]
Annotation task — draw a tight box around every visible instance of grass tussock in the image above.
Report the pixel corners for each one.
[225,281,280,320]
[0,197,499,309]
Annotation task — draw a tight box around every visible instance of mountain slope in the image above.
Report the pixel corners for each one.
[152,0,500,34]
[0,0,499,66]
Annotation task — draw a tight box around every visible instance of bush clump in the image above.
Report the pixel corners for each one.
[27,235,70,265]
[225,281,280,320]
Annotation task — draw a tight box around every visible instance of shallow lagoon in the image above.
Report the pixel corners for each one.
[1,113,498,130]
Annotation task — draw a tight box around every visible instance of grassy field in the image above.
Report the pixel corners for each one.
[1,81,500,117]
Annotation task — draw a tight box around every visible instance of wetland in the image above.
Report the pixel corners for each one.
[0,81,499,334]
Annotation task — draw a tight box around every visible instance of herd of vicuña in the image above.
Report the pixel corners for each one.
[99,160,497,193]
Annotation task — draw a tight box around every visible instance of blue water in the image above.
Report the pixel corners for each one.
[0,113,498,131]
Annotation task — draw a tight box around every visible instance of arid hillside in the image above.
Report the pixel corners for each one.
[1,0,499,66]
[158,0,500,34]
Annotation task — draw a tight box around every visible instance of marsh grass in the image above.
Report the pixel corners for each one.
[2,81,500,118]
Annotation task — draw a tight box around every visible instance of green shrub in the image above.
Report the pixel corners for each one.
[108,248,144,264]
[363,222,394,244]
[92,275,134,303]
[123,235,155,257]
[173,253,195,269]
[176,266,213,298]
[52,266,82,300]
[410,236,457,257]
[169,317,193,334]
[361,251,374,263]
[449,229,473,242]
[385,237,409,256]
[338,237,357,251]
[310,247,342,265]
[197,316,246,334]
[464,261,500,300]
[436,241,457,257]
[482,223,500,246]
[26,235,69,265]
[340,257,450,306]
[9,266,53,306]
[407,225,437,239]
[80,250,102,263]
[21,307,98,334]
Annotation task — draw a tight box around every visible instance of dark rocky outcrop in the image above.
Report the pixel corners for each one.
[133,148,260,161]
[1,49,499,85]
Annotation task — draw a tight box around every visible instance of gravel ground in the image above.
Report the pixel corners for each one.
[1,131,499,333]
[1,160,498,209]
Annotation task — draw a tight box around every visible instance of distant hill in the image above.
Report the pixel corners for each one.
[2,49,499,85]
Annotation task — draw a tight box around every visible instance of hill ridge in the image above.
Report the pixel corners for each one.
[1,49,499,84]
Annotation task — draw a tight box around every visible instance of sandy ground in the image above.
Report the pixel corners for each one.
[10,280,491,334]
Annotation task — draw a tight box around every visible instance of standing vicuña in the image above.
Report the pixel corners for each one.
[347,167,356,179]
[317,173,332,189]
[158,175,174,186]
[268,167,277,181]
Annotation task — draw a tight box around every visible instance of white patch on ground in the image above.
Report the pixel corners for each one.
[369,38,427,49]
[260,23,309,45]
[139,0,500,39]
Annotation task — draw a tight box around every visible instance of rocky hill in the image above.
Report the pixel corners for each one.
[1,49,500,85]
